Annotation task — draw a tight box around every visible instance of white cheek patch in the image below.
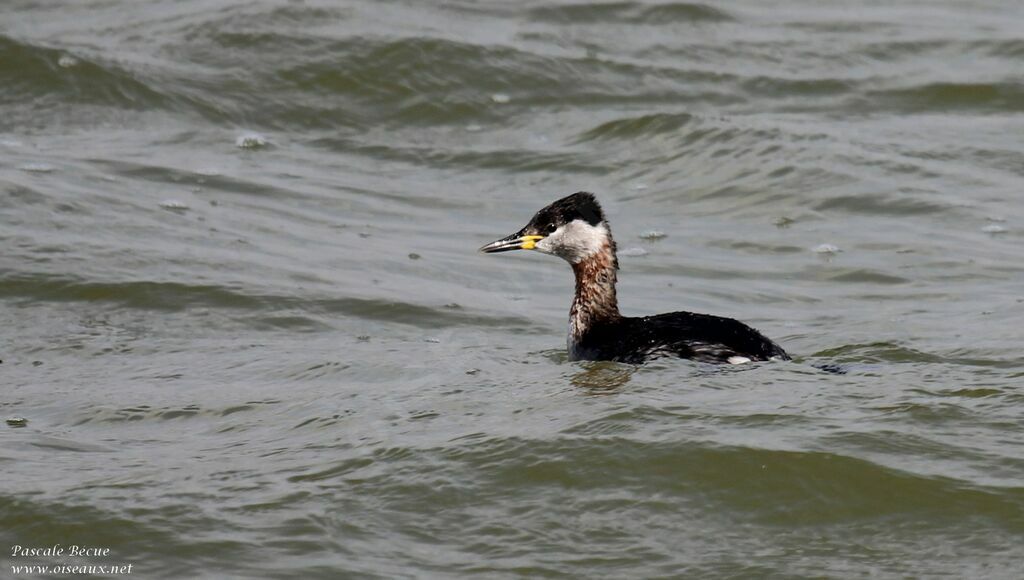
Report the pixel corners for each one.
[536,220,608,263]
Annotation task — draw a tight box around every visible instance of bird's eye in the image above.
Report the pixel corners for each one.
[545,223,557,235]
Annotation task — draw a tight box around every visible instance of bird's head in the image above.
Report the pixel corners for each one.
[479,192,611,264]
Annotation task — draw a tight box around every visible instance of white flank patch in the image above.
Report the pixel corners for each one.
[727,356,752,365]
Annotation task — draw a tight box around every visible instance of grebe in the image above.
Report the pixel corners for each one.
[480,192,790,365]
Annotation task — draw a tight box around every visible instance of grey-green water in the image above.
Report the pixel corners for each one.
[2,1,1023,578]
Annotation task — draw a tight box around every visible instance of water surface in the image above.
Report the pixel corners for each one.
[2,1,1023,577]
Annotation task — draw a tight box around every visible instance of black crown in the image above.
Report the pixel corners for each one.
[529,192,605,231]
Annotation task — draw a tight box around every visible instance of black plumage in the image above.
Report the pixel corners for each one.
[570,312,790,364]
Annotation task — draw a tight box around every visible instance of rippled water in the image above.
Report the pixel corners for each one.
[3,1,1023,577]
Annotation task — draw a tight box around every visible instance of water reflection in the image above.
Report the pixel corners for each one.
[570,361,635,392]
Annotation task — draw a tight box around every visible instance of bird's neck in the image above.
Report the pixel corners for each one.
[569,237,621,342]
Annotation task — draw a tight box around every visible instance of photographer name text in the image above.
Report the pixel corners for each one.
[12,545,110,557]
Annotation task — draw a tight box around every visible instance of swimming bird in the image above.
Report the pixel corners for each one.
[479,192,790,365]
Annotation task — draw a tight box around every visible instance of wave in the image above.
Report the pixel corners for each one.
[573,112,696,142]
[0,275,532,329]
[281,435,1024,526]
[527,2,734,24]
[866,82,1024,113]
[0,34,194,113]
